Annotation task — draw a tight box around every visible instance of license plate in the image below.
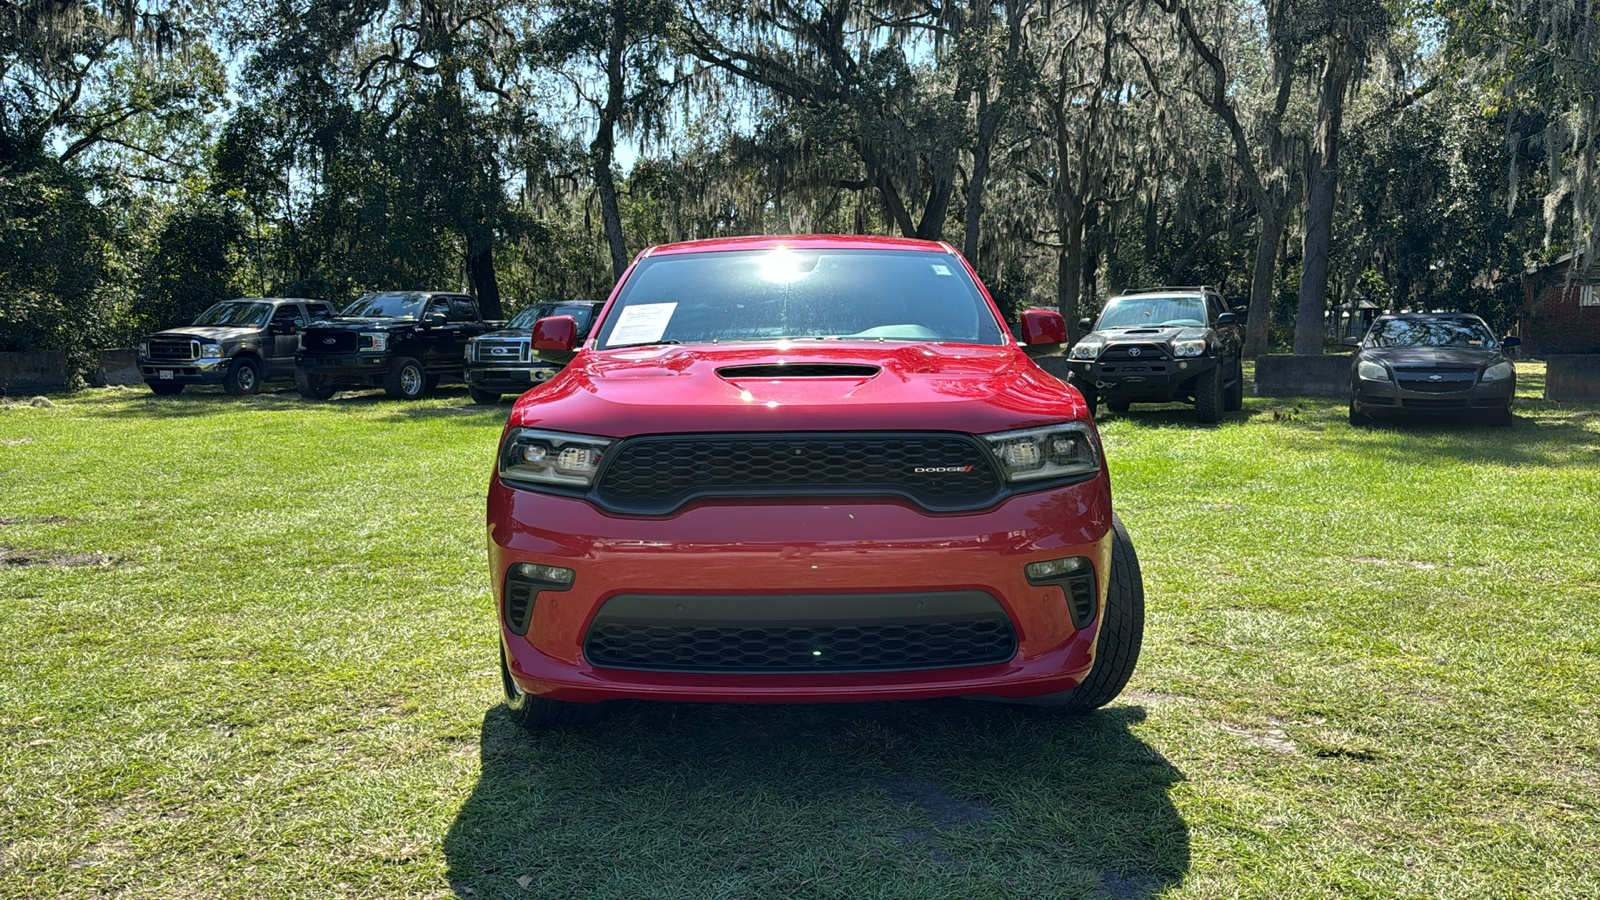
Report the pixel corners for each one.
[158,370,174,380]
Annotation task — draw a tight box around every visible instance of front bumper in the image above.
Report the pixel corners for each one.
[297,353,394,386]
[1067,356,1216,400]
[465,363,561,390]
[488,478,1115,704]
[1354,377,1514,415]
[139,357,229,385]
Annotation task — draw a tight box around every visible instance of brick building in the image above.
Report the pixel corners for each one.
[1519,253,1600,355]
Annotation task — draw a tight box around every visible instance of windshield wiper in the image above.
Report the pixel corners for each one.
[606,340,684,350]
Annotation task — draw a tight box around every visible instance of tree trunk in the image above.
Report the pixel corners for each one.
[468,232,503,320]
[1243,206,1286,358]
[1058,208,1085,340]
[1294,49,1351,355]
[594,17,629,282]
[963,88,999,262]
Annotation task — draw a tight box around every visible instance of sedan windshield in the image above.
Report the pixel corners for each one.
[508,303,596,333]
[340,292,428,319]
[1096,295,1206,329]
[1368,319,1494,348]
[593,248,1006,348]
[193,301,271,328]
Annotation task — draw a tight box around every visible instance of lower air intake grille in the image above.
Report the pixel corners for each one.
[584,591,1017,673]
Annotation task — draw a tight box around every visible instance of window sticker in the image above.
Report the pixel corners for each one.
[608,302,678,346]
[931,264,952,276]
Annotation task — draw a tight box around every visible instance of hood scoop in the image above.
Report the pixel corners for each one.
[716,363,881,379]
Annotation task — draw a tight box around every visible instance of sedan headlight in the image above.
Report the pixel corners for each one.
[197,343,224,360]
[358,332,388,352]
[1069,338,1105,360]
[1357,359,1390,381]
[499,427,614,489]
[1481,361,1515,382]
[1172,338,1208,357]
[982,423,1099,483]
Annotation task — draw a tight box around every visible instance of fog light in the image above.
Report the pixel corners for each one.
[511,562,574,585]
[1026,556,1090,582]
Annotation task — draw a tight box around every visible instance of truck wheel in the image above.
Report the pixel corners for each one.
[500,643,607,729]
[1194,366,1222,424]
[1013,514,1144,712]
[295,370,336,400]
[385,357,429,400]
[424,373,441,391]
[1224,358,1245,411]
[223,357,261,396]
[1106,399,1130,413]
[149,383,184,396]
[1072,379,1097,413]
[469,388,502,405]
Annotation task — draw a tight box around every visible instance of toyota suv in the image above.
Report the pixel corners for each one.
[486,235,1145,728]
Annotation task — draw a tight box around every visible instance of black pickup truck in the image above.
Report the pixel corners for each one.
[138,298,335,396]
[295,291,505,400]
[463,300,600,404]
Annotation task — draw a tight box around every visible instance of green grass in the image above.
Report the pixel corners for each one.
[1,366,1597,899]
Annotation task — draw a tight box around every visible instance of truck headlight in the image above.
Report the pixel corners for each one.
[982,423,1099,483]
[1172,338,1207,357]
[137,341,149,356]
[197,343,224,359]
[1069,338,1105,360]
[1481,361,1514,382]
[499,427,614,489]
[358,332,388,352]
[1357,359,1390,381]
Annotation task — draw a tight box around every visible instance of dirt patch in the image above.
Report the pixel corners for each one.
[0,546,118,567]
[0,437,33,445]
[0,516,70,526]
[1350,555,1438,570]
[1221,724,1298,754]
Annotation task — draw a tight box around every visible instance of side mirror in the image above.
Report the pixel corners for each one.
[531,315,578,353]
[1501,335,1522,350]
[1216,312,1237,326]
[1077,317,1093,332]
[269,322,292,335]
[1020,309,1067,357]
[426,310,449,327]
[1342,335,1361,347]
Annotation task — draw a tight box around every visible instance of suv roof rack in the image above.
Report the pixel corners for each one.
[1114,286,1220,296]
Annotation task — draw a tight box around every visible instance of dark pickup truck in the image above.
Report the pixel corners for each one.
[295,291,505,400]
[138,298,335,396]
[463,300,600,404]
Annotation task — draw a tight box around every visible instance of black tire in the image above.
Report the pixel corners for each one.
[222,357,261,396]
[1194,366,1222,424]
[384,356,429,400]
[295,370,336,401]
[1106,399,1130,414]
[469,388,502,405]
[424,373,441,391]
[1489,407,1514,427]
[1224,357,1245,412]
[1016,514,1145,712]
[1348,394,1371,426]
[148,382,184,396]
[1072,379,1097,413]
[500,643,607,729]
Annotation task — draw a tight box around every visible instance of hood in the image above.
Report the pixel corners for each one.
[473,327,532,342]
[1085,325,1202,343]
[509,342,1088,437]
[147,326,257,342]
[306,317,416,332]
[1361,346,1500,367]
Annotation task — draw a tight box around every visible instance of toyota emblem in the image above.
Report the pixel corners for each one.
[1128,347,1142,357]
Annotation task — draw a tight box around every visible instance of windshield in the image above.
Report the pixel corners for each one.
[593,248,1006,348]
[508,303,596,333]
[1367,319,1495,348]
[1096,295,1207,329]
[192,301,271,328]
[339,292,428,320]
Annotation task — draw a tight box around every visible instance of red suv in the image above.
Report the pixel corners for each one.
[486,235,1144,727]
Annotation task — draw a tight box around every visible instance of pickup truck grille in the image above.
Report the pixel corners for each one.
[303,331,359,353]
[592,432,1003,514]
[475,339,529,363]
[1100,343,1172,362]
[146,338,198,361]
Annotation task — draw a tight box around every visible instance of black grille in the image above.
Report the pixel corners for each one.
[717,364,881,379]
[1100,343,1171,362]
[146,339,196,361]
[584,591,1017,672]
[305,330,359,353]
[592,432,1003,514]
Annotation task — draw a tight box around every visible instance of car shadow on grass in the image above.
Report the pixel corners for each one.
[444,700,1189,899]
[85,385,512,424]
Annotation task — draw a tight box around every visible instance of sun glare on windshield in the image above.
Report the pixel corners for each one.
[758,247,810,284]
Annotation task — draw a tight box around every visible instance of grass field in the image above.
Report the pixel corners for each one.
[2,364,1597,899]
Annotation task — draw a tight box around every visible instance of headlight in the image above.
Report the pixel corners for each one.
[358,332,388,352]
[499,427,614,489]
[1357,359,1390,381]
[197,343,224,359]
[1172,338,1207,357]
[1069,339,1105,360]
[137,341,149,356]
[465,344,475,361]
[982,423,1099,483]
[1481,361,1515,382]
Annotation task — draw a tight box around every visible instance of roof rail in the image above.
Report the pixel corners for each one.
[1114,285,1219,296]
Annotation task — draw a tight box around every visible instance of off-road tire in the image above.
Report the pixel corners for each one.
[1194,366,1222,424]
[1224,357,1245,412]
[1072,380,1098,413]
[500,643,607,729]
[469,388,502,405]
[223,357,261,396]
[148,382,184,396]
[295,370,336,401]
[1015,514,1145,712]
[1106,399,1130,414]
[384,356,429,400]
